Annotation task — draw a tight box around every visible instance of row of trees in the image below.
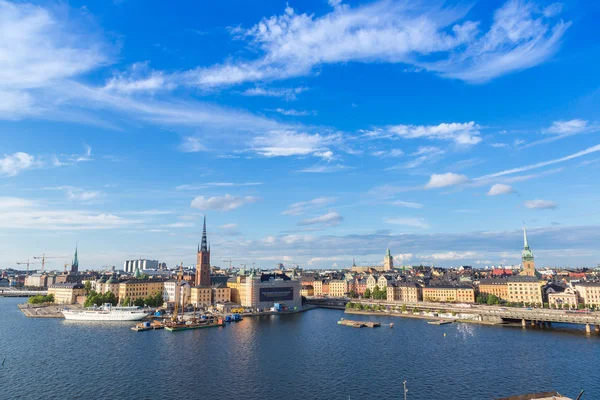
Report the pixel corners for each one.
[476,294,500,305]
[364,285,387,300]
[84,290,118,307]
[346,302,419,314]
[122,292,163,308]
[28,294,54,304]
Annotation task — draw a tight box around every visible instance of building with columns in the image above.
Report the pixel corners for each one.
[195,216,211,287]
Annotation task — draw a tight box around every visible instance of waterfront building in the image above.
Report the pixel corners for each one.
[329,280,348,297]
[478,278,509,301]
[195,217,211,287]
[547,287,579,308]
[383,249,394,271]
[190,286,212,308]
[232,273,301,310]
[118,279,164,303]
[350,278,367,296]
[520,228,537,277]
[212,285,231,304]
[0,278,9,287]
[422,286,475,303]
[386,282,422,302]
[163,280,191,308]
[572,282,600,306]
[506,276,543,304]
[123,259,159,273]
[25,273,47,288]
[48,282,86,304]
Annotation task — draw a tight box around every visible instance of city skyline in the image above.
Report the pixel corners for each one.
[1,0,600,269]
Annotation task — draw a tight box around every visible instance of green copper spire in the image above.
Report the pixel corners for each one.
[522,228,534,262]
[386,248,391,257]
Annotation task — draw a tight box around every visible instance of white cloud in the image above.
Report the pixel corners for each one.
[179,137,207,152]
[547,119,589,134]
[270,108,316,116]
[66,189,102,202]
[393,253,413,262]
[219,223,238,229]
[300,164,348,173]
[386,122,481,145]
[241,86,308,101]
[0,152,37,176]
[163,222,194,228]
[190,194,259,211]
[103,62,174,93]
[0,197,36,209]
[390,200,423,209]
[487,183,514,196]
[371,149,404,158]
[384,217,430,229]
[282,197,336,216]
[425,251,477,261]
[476,144,600,181]
[251,130,338,158]
[425,173,468,189]
[426,0,571,83]
[175,182,262,190]
[388,146,445,170]
[299,211,343,226]
[178,1,567,88]
[524,199,557,210]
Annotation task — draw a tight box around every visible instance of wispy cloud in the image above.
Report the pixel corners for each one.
[241,86,308,101]
[524,199,557,210]
[384,217,430,229]
[0,152,38,177]
[175,182,262,191]
[269,108,316,117]
[299,211,343,227]
[190,194,259,211]
[282,197,336,216]
[390,200,424,209]
[300,164,349,173]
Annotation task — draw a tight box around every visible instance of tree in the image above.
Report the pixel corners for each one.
[134,298,145,307]
[486,295,499,305]
[577,303,585,310]
[543,302,549,309]
[28,294,54,304]
[476,294,488,304]
[353,302,362,310]
[364,288,371,299]
[346,302,353,309]
[401,304,407,313]
[84,281,92,295]
[123,297,131,306]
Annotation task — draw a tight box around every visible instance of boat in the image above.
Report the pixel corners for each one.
[427,320,453,325]
[131,320,164,332]
[164,318,225,332]
[63,303,149,321]
[338,318,381,328]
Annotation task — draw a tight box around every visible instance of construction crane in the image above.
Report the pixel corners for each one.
[16,260,41,274]
[222,258,246,269]
[33,254,67,272]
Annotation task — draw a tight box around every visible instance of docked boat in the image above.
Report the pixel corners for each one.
[164,318,225,332]
[428,320,453,325]
[63,303,149,321]
[131,320,165,331]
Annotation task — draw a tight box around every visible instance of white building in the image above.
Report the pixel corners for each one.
[123,259,159,273]
[163,280,191,308]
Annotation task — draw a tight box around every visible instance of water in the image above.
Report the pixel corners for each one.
[0,297,598,400]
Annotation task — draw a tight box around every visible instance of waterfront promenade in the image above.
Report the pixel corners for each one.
[307,297,600,332]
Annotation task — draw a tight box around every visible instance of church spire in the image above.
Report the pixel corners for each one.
[200,216,208,252]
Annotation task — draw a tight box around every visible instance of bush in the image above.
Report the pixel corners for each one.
[28,294,54,304]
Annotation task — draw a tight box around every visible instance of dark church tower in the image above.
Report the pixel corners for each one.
[195,216,211,287]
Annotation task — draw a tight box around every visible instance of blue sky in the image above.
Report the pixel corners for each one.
[1,0,600,270]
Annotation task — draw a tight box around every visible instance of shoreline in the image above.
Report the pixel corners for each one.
[344,309,507,326]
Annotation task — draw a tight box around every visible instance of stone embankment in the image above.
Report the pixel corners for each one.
[18,303,79,318]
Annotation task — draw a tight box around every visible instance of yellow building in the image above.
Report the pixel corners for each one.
[423,286,475,303]
[366,275,378,292]
[386,282,422,302]
[118,279,164,303]
[212,286,231,304]
[573,283,600,306]
[190,286,212,308]
[48,283,86,304]
[547,287,579,308]
[478,279,509,301]
[329,280,348,298]
[312,280,324,297]
[227,277,243,304]
[506,276,543,305]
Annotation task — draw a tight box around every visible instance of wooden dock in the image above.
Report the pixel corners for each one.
[337,319,381,328]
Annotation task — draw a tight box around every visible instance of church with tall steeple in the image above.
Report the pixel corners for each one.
[383,248,394,271]
[195,216,211,287]
[520,228,537,277]
[71,245,79,274]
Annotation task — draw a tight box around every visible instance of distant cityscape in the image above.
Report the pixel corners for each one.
[2,219,600,315]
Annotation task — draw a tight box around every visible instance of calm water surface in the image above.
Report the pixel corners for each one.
[0,297,598,400]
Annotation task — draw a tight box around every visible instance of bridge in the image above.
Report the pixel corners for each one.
[0,289,48,297]
[305,297,600,333]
